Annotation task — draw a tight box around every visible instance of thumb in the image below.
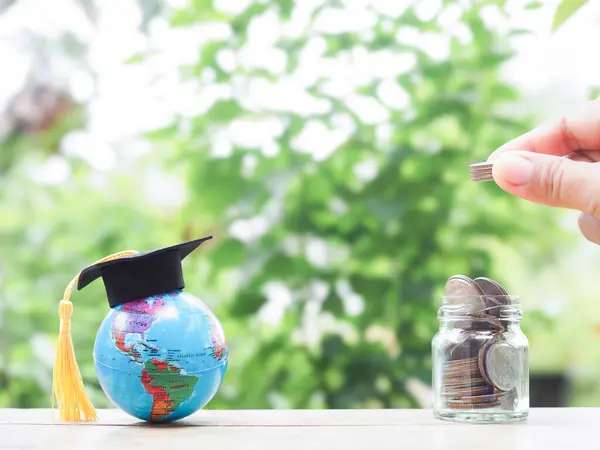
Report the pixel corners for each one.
[492,151,600,217]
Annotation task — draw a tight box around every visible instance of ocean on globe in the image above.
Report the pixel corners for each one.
[93,289,228,423]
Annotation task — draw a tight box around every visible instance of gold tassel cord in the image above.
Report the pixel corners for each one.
[52,250,138,422]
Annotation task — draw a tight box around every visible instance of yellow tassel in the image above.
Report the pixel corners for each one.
[52,250,138,422]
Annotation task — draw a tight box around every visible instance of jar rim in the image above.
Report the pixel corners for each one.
[438,294,522,320]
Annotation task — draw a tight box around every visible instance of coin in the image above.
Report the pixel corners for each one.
[474,277,509,317]
[469,162,494,182]
[444,275,484,298]
[444,356,479,366]
[443,377,487,387]
[442,356,478,372]
[446,355,479,363]
[444,372,481,380]
[478,339,496,388]
[456,393,500,403]
[485,341,519,391]
[443,367,480,378]
[443,363,480,374]
[442,385,493,397]
[444,362,479,370]
[474,277,509,296]
[447,400,501,409]
[447,339,484,360]
[444,276,486,317]
[470,171,493,178]
[499,388,517,410]
[469,162,493,170]
[479,303,503,320]
[444,377,483,387]
[443,382,487,391]
[464,312,504,330]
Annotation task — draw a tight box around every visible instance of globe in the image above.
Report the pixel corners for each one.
[93,289,228,423]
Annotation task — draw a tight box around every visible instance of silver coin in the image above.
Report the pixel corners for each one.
[447,338,484,360]
[444,275,484,297]
[444,276,486,311]
[474,277,510,318]
[499,388,517,410]
[478,338,497,388]
[474,277,508,296]
[464,313,503,330]
[484,341,520,391]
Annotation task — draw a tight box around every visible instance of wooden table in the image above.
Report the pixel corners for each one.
[0,408,595,449]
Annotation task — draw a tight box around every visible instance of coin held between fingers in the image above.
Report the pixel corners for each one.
[469,163,494,182]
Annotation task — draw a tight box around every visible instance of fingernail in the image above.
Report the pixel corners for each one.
[493,153,534,186]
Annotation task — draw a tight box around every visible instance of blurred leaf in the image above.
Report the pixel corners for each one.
[276,0,294,19]
[509,28,532,36]
[171,0,228,26]
[124,52,154,65]
[490,83,520,101]
[230,290,266,317]
[231,3,270,37]
[552,0,590,31]
[207,100,244,122]
[525,1,544,10]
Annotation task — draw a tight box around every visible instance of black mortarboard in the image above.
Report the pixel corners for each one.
[77,236,212,308]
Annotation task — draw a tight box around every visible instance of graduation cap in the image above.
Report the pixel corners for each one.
[77,236,213,308]
[51,236,213,423]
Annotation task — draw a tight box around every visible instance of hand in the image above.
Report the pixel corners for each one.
[489,99,600,244]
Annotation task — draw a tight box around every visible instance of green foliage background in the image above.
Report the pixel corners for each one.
[0,0,580,409]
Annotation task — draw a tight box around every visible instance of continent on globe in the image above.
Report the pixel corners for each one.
[111,298,166,361]
[140,359,199,422]
[207,313,228,362]
[211,345,227,361]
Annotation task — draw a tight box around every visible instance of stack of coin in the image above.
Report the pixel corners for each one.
[440,275,520,411]
[469,162,494,182]
[441,357,499,409]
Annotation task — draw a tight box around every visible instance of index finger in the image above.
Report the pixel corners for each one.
[488,99,600,161]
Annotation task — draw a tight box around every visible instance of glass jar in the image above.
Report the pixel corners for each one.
[432,294,529,423]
